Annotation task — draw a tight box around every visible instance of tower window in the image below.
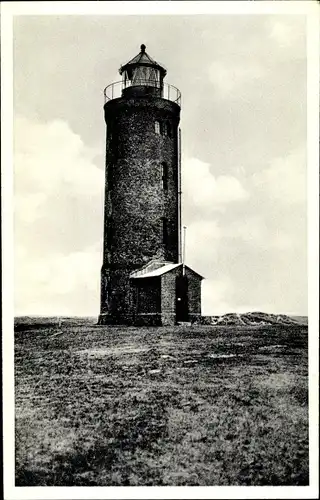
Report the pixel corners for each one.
[162,123,167,136]
[163,121,171,138]
[107,164,113,190]
[162,217,168,245]
[161,162,168,190]
[107,121,114,146]
[107,218,113,249]
[155,120,160,135]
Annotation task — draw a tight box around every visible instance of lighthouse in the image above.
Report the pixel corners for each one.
[99,44,203,326]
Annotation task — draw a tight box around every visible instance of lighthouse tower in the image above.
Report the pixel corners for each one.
[99,44,203,326]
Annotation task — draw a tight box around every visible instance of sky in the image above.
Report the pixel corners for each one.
[13,13,308,317]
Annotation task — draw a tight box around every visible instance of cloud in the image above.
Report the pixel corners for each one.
[15,243,101,316]
[201,278,282,316]
[201,278,233,316]
[208,60,265,98]
[267,19,304,49]
[252,146,306,205]
[14,116,104,316]
[183,157,249,213]
[14,116,104,202]
[222,216,295,251]
[15,193,47,224]
[184,148,307,316]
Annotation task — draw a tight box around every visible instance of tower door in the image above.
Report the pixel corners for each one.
[176,275,189,322]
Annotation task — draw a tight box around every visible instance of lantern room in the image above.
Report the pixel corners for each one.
[119,44,167,98]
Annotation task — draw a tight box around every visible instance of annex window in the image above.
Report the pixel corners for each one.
[155,120,161,135]
[161,162,168,191]
[162,217,168,245]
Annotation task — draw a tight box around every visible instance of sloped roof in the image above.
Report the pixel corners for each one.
[126,50,158,66]
[131,263,180,279]
[130,263,204,280]
[119,44,166,76]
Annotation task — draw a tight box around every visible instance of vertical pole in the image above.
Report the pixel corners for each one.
[178,128,182,263]
[182,226,187,276]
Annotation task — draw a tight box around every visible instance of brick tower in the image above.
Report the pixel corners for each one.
[99,44,203,326]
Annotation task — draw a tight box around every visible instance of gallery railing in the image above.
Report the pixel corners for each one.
[104,80,181,106]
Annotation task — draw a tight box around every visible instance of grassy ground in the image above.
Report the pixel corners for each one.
[15,320,308,486]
